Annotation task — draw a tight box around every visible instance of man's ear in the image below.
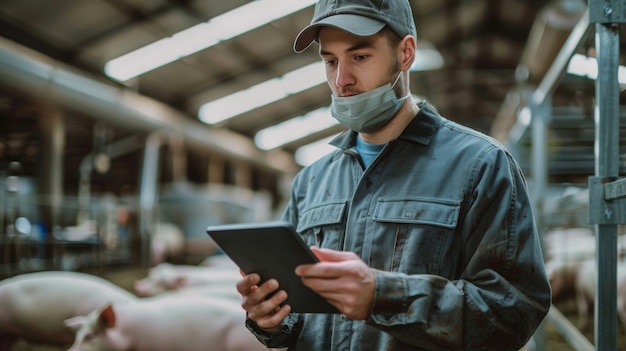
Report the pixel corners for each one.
[399,35,417,72]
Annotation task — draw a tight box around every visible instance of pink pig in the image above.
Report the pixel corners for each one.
[132,258,240,297]
[64,295,279,351]
[0,271,136,350]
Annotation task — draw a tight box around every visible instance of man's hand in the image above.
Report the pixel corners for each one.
[296,247,375,320]
[236,273,291,330]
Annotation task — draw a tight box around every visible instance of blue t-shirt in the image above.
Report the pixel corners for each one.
[355,135,385,168]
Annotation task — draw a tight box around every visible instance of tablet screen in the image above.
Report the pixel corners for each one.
[206,221,338,313]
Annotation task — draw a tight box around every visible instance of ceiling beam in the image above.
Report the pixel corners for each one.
[0,36,300,176]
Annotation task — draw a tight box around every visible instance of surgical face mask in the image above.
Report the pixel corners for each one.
[330,72,410,133]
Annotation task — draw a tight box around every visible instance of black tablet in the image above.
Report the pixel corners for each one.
[206,221,338,314]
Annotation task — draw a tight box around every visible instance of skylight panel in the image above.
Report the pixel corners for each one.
[198,61,326,125]
[105,0,316,81]
[295,135,339,167]
[254,107,338,150]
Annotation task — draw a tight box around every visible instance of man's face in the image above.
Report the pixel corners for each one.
[318,27,397,98]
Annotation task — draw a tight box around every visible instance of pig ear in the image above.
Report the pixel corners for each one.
[99,304,116,329]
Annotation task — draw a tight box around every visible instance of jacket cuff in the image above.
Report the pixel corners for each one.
[245,313,302,347]
[370,270,408,322]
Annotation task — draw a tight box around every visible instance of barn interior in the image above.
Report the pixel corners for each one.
[0,0,625,350]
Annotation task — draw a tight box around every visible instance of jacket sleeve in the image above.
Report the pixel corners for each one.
[244,313,303,348]
[366,147,551,350]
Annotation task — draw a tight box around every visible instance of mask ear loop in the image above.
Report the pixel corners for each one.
[390,71,411,100]
[390,71,403,90]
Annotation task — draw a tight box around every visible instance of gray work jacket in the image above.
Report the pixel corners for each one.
[248,102,551,350]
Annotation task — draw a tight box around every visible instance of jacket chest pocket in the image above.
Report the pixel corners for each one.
[371,198,461,274]
[296,202,347,250]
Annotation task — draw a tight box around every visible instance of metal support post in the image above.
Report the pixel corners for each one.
[529,95,551,351]
[587,1,624,351]
[139,132,163,268]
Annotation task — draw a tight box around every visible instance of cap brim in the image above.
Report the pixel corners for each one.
[294,14,386,53]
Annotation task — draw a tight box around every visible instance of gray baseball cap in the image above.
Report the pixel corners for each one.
[294,0,417,53]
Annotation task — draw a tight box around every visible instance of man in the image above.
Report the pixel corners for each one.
[237,0,551,350]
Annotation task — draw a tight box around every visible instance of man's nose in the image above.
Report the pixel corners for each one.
[335,63,354,91]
